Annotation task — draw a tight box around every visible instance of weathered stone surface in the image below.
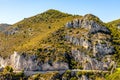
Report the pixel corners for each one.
[0,51,41,71]
[42,62,69,71]
[65,22,73,28]
[65,35,91,49]
[89,21,111,34]
[65,14,111,34]
[0,51,69,71]
[71,49,114,70]
[93,43,115,56]
[65,14,115,71]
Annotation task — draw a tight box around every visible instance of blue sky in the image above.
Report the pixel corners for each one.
[0,0,120,24]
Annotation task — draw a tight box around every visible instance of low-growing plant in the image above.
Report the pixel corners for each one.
[3,66,13,73]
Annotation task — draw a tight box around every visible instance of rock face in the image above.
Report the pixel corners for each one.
[10,51,41,71]
[65,14,115,70]
[42,62,68,71]
[0,51,69,71]
[71,49,114,70]
[66,14,111,34]
[0,51,41,71]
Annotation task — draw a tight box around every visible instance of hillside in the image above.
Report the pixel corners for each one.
[107,19,120,40]
[0,10,117,80]
[106,19,120,66]
[0,9,119,80]
[0,9,82,56]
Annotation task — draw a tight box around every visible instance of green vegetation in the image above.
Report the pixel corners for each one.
[62,70,77,80]
[106,69,120,80]
[0,9,120,80]
[28,72,60,80]
[104,19,120,80]
[3,66,13,73]
[0,70,25,80]
[0,9,82,57]
[70,77,78,80]
[106,19,120,65]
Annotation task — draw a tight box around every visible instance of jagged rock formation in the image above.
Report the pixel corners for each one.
[0,51,68,71]
[66,14,110,34]
[0,51,40,71]
[71,50,114,70]
[65,14,115,70]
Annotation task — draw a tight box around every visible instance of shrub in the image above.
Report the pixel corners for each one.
[78,65,83,69]
[106,70,120,80]
[77,71,82,77]
[70,77,78,80]
[3,66,13,73]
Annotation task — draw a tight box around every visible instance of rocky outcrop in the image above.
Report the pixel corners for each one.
[42,62,68,71]
[65,35,91,49]
[93,43,114,56]
[65,14,111,34]
[0,51,69,71]
[0,51,41,71]
[71,49,114,70]
[65,14,115,70]
[65,35,114,55]
[10,52,41,71]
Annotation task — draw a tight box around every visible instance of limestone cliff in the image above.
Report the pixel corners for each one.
[0,51,68,71]
[65,14,115,70]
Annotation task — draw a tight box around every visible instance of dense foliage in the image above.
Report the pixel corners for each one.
[106,68,120,80]
[106,19,120,65]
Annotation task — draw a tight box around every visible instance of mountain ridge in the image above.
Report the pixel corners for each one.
[0,9,119,80]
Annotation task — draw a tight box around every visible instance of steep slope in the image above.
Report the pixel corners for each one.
[106,19,120,67]
[0,9,82,56]
[38,14,115,70]
[107,19,120,42]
